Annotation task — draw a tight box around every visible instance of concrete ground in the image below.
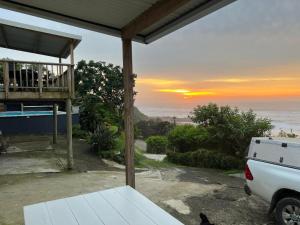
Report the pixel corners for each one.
[0,136,276,225]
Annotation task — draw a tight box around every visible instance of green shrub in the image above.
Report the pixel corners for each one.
[146,136,168,154]
[72,124,88,139]
[167,149,242,170]
[167,125,208,152]
[190,103,272,158]
[90,124,118,154]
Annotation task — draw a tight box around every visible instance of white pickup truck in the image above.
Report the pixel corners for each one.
[245,137,300,225]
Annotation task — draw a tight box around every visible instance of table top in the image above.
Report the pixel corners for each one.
[24,185,184,225]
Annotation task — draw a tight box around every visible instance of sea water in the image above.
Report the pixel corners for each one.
[140,107,300,135]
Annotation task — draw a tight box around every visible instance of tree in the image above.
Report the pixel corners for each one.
[79,95,121,133]
[74,60,137,156]
[75,60,137,130]
[190,103,272,157]
[75,60,136,113]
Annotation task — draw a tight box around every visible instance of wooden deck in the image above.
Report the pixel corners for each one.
[0,60,74,101]
[24,186,184,225]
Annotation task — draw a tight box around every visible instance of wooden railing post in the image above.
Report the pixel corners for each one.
[13,62,17,91]
[3,62,9,98]
[67,66,72,97]
[38,64,42,95]
[58,58,62,88]
[70,42,75,98]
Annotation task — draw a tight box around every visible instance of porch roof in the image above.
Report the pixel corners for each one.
[0,18,81,58]
[0,0,235,44]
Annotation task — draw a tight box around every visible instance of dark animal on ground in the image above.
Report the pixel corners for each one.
[200,213,215,225]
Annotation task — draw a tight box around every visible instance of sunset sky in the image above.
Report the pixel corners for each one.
[1,0,300,116]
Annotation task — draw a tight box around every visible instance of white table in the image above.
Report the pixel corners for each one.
[24,186,184,225]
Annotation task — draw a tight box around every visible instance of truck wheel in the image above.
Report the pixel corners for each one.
[276,197,300,225]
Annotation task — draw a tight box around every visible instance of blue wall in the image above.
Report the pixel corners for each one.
[0,113,79,135]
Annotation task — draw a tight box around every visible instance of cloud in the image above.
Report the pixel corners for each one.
[157,89,215,97]
[204,77,299,83]
[136,78,186,86]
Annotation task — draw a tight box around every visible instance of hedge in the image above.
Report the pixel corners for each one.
[146,136,168,154]
[167,149,243,170]
[167,125,208,152]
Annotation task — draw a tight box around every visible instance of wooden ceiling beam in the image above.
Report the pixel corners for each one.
[122,0,191,39]
[0,25,9,47]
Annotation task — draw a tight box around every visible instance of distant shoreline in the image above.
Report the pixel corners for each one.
[150,115,300,136]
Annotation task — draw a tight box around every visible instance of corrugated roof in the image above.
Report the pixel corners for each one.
[0,18,81,58]
[0,0,235,44]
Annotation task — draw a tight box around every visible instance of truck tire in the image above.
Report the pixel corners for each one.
[276,197,300,225]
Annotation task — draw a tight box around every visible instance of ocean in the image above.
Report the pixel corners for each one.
[140,107,300,135]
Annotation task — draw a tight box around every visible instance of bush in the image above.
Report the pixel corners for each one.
[90,124,118,154]
[190,103,272,158]
[72,124,88,139]
[167,149,243,170]
[167,125,208,152]
[146,136,168,154]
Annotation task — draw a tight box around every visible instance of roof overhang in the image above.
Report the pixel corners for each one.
[0,0,236,44]
[0,18,81,58]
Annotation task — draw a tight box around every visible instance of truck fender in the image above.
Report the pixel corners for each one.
[269,189,300,214]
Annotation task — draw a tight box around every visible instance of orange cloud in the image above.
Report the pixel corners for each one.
[204,77,299,83]
[135,75,300,105]
[158,89,190,93]
[157,89,215,97]
[136,78,186,86]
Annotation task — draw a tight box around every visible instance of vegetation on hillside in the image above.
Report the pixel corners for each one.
[134,107,148,123]
[139,103,272,170]
[72,60,272,170]
[135,119,174,139]
[190,103,272,157]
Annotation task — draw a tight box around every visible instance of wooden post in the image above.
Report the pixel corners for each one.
[53,104,58,144]
[3,62,9,98]
[70,42,75,98]
[67,67,72,96]
[13,62,16,91]
[122,38,135,188]
[59,58,62,88]
[66,98,73,169]
[65,42,74,169]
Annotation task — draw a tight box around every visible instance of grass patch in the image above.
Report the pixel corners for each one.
[135,148,175,169]
[223,169,243,175]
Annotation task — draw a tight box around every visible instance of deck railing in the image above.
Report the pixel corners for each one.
[0,60,74,99]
